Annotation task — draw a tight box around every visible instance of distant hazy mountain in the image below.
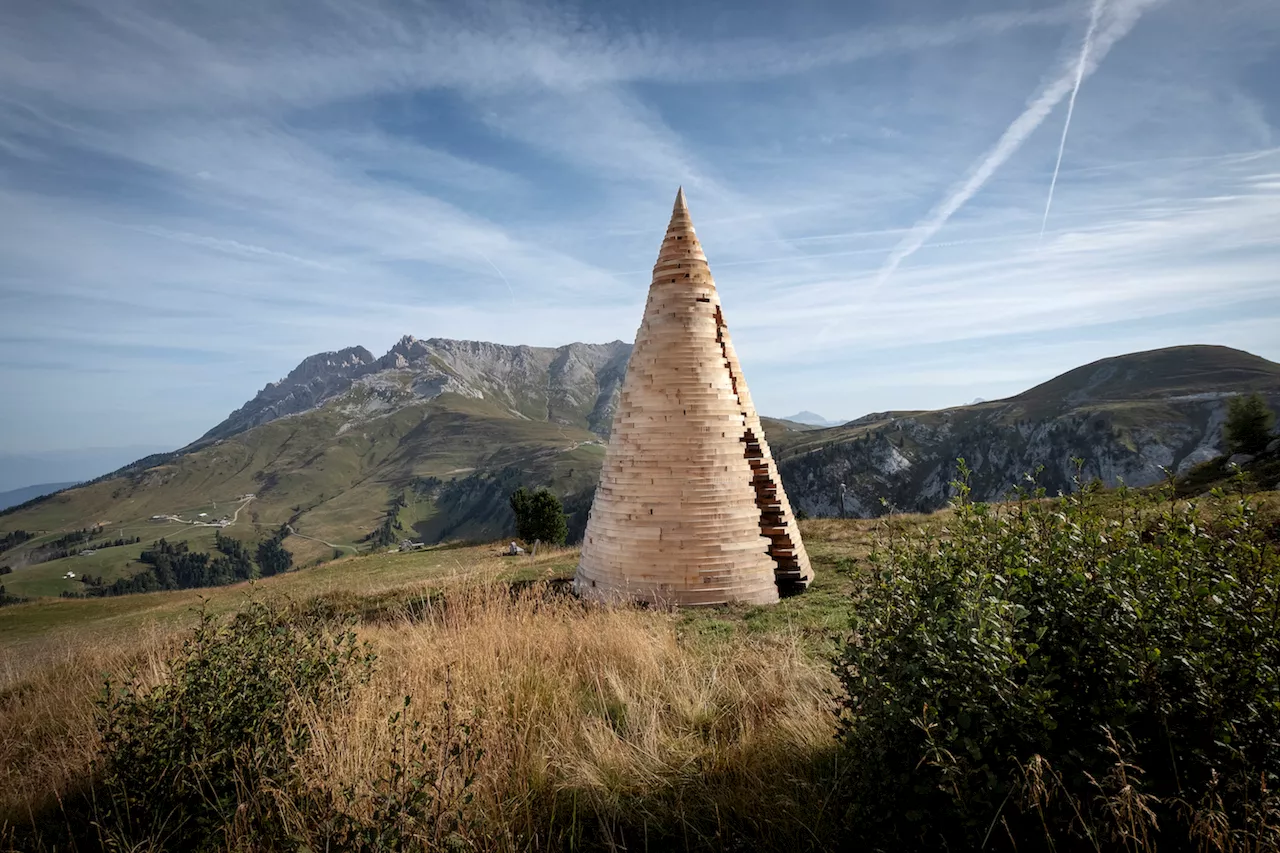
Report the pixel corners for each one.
[0,482,78,512]
[780,411,844,427]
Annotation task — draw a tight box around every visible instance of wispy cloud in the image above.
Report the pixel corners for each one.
[0,0,1278,451]
[873,0,1165,287]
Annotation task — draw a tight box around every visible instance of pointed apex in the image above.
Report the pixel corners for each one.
[660,186,705,264]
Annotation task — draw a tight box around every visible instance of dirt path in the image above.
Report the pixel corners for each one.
[285,523,359,554]
[228,495,253,525]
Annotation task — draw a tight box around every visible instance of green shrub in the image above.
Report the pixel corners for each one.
[95,599,375,850]
[836,464,1280,851]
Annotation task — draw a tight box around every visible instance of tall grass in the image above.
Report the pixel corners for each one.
[6,485,1278,851]
[2,581,838,851]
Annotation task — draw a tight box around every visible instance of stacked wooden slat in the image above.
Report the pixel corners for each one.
[575,188,813,606]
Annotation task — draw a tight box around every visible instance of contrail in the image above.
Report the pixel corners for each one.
[1041,0,1107,238]
[479,252,517,303]
[871,0,1161,290]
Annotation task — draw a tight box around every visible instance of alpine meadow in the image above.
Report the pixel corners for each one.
[3,0,1280,850]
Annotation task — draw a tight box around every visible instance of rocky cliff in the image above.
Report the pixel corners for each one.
[771,346,1280,517]
[203,336,632,443]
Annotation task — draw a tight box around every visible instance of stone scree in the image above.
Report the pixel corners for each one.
[575,188,814,606]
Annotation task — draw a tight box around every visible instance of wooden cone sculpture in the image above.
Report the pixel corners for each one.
[575,188,813,606]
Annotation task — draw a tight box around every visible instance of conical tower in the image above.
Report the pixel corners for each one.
[576,189,813,606]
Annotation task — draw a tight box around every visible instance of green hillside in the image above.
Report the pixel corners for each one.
[4,343,1277,600]
[0,390,605,598]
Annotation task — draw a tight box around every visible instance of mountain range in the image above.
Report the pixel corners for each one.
[2,340,1277,597]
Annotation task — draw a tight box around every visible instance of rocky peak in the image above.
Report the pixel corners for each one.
[202,336,635,443]
[204,345,380,441]
[271,346,376,388]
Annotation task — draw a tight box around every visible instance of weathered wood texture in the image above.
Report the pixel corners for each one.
[575,189,813,606]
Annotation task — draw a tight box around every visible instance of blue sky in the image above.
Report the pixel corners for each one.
[1,0,1278,455]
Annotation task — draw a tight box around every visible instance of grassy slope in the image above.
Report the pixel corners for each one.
[0,392,605,596]
[1,522,853,847]
[770,346,1280,458]
[0,517,889,656]
[4,345,1275,598]
[767,347,1280,502]
[5,491,1278,849]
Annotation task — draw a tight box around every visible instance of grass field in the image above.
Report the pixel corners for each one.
[5,485,1276,851]
[0,516,894,848]
[0,514,896,659]
[0,395,618,594]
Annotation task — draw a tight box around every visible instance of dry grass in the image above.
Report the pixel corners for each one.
[0,625,177,826]
[1,577,838,850]
[298,585,837,848]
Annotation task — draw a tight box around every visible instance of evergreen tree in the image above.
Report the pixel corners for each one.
[509,487,568,546]
[1224,393,1276,455]
[256,526,294,577]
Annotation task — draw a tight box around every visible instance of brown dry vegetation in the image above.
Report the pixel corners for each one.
[5,489,1278,851]
[1,543,848,850]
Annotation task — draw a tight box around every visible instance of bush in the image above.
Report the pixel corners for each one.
[96,599,375,850]
[509,487,568,546]
[836,464,1280,851]
[1225,393,1276,455]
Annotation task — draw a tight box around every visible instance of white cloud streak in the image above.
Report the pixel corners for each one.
[1,0,1277,451]
[1042,0,1107,238]
[873,0,1164,288]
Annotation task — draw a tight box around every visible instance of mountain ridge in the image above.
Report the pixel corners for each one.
[1,342,1276,600]
[780,411,844,427]
[0,482,80,513]
[203,336,632,444]
[770,345,1280,516]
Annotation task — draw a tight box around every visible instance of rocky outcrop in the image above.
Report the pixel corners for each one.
[776,387,1280,518]
[200,340,1279,525]
[203,346,378,440]
[203,337,633,442]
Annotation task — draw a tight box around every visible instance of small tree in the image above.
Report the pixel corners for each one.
[1224,392,1275,455]
[509,487,568,546]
